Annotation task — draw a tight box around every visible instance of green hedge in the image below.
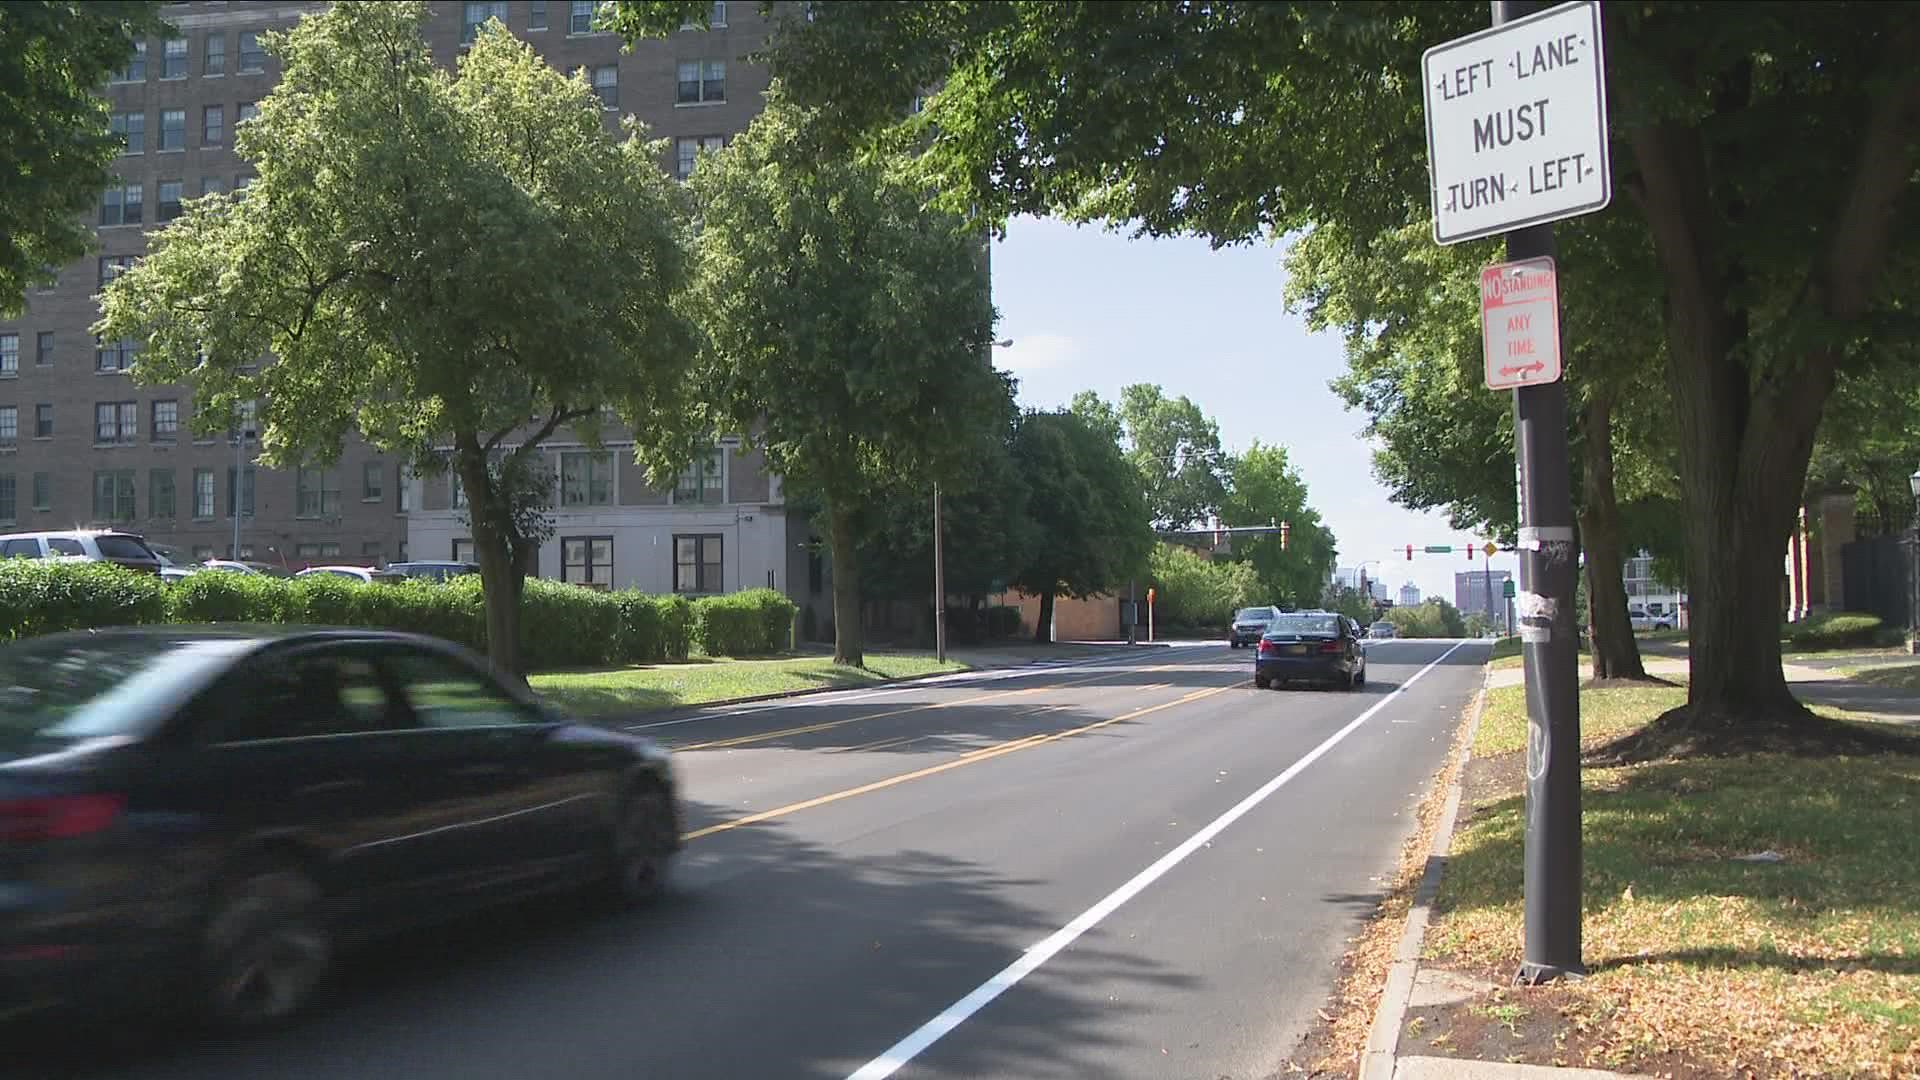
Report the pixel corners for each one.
[0,560,782,666]
[1784,611,1889,651]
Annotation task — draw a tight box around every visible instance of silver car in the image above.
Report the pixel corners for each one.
[1229,606,1283,648]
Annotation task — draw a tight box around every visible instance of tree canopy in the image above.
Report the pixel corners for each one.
[1217,442,1336,610]
[0,1,167,315]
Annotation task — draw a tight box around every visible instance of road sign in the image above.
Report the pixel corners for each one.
[1423,545,1453,554]
[1482,256,1562,389]
[1485,542,1499,557]
[1421,0,1610,245]
[1503,578,1517,598]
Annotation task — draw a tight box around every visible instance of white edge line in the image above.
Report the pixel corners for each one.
[844,639,1471,1080]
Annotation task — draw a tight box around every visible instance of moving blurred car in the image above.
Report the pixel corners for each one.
[294,565,405,585]
[0,627,682,1028]
[1228,606,1283,648]
[1368,621,1397,640]
[385,560,482,583]
[1254,612,1368,690]
[0,530,165,575]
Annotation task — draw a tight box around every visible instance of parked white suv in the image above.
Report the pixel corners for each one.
[0,529,165,575]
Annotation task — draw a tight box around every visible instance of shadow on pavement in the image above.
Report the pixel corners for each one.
[10,800,1198,1080]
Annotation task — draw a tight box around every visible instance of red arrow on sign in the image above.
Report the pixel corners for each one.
[1499,361,1547,377]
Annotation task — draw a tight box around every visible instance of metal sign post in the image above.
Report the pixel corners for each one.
[1423,0,1602,984]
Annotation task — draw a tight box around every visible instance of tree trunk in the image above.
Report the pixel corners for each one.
[1577,394,1648,681]
[459,450,524,682]
[828,502,865,667]
[1033,588,1056,644]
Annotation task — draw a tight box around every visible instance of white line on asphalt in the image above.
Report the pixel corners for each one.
[842,640,1470,1080]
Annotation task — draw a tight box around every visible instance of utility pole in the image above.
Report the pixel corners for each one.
[933,483,946,664]
[1497,0,1585,984]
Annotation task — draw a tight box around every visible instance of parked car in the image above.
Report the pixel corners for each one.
[0,530,164,575]
[385,560,482,583]
[198,559,295,579]
[1228,606,1284,648]
[1368,620,1397,639]
[295,565,405,585]
[1254,612,1368,690]
[0,627,682,1027]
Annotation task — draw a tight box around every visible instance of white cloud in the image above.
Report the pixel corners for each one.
[995,332,1077,373]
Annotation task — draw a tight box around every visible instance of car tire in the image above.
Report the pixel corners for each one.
[601,782,677,908]
[1254,675,1270,690]
[1355,662,1366,688]
[198,863,331,1030]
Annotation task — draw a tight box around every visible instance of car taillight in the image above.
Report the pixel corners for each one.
[1258,640,1275,655]
[1319,640,1343,654]
[0,795,125,844]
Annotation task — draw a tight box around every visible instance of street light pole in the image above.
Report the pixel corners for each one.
[934,483,946,663]
[1908,468,1920,655]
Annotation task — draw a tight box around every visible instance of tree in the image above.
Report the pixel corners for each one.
[732,0,1920,737]
[1070,386,1230,531]
[0,1,168,314]
[686,92,1009,667]
[1009,409,1155,643]
[1808,361,1920,538]
[1218,442,1337,609]
[95,2,698,678]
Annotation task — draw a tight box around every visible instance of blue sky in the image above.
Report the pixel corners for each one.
[989,215,1522,605]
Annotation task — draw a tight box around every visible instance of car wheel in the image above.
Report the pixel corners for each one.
[1355,662,1366,687]
[199,863,331,1030]
[602,782,677,907]
[1254,675,1270,690]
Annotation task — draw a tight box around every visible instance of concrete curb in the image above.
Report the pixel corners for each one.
[1358,664,1492,1080]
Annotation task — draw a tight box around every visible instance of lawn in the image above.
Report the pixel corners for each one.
[1837,663,1920,692]
[1423,682,1920,1077]
[530,652,967,716]
[1486,636,1591,671]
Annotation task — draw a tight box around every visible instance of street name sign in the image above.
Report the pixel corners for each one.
[1481,257,1562,390]
[1422,0,1610,245]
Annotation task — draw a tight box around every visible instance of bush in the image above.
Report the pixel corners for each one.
[1386,599,1468,639]
[0,559,168,642]
[1148,544,1260,629]
[690,589,795,657]
[1785,611,1886,650]
[987,605,1022,639]
[166,570,293,623]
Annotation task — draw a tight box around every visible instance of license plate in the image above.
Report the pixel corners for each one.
[1285,644,1307,655]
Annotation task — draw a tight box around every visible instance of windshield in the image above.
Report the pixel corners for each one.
[1234,608,1273,622]
[94,535,158,561]
[0,636,254,751]
[1268,614,1341,636]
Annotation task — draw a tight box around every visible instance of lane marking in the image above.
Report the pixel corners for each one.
[843,641,1469,1080]
[675,668,1152,753]
[681,681,1242,842]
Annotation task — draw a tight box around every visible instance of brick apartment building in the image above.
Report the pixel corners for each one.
[0,1,819,606]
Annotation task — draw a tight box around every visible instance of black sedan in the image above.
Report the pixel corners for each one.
[1253,612,1368,690]
[0,627,682,1029]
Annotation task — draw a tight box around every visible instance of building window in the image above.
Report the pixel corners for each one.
[113,41,146,83]
[192,545,214,562]
[0,333,14,374]
[32,472,50,512]
[462,1,506,42]
[152,399,179,441]
[561,536,613,590]
[677,60,725,104]
[204,105,224,145]
[239,31,265,73]
[199,175,226,199]
[192,468,216,518]
[362,541,384,563]
[162,37,187,78]
[451,471,467,510]
[0,406,14,446]
[592,64,618,108]
[527,0,547,30]
[149,469,175,518]
[295,542,342,560]
[159,109,185,151]
[158,180,184,221]
[238,101,258,124]
[673,534,722,594]
[95,401,137,444]
[397,465,413,512]
[227,465,255,517]
[569,0,596,33]
[0,474,13,524]
[682,1,727,29]
[33,404,51,438]
[112,111,144,154]
[674,135,723,179]
[452,538,474,563]
[204,32,225,76]
[95,335,137,373]
[296,466,340,518]
[93,470,136,523]
[36,332,53,367]
[673,449,724,504]
[560,450,613,506]
[98,255,136,289]
[101,183,142,226]
[227,398,258,441]
[362,460,383,501]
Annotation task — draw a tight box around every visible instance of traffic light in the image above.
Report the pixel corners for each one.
[1406,544,1414,561]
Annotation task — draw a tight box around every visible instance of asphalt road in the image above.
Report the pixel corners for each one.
[16,639,1489,1080]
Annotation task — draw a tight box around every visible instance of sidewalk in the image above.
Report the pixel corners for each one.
[1484,651,1920,724]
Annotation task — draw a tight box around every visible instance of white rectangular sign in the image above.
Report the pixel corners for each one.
[1481,257,1561,390]
[1422,1,1610,246]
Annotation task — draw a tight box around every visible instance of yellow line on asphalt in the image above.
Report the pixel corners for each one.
[681,680,1242,842]
[671,667,1143,752]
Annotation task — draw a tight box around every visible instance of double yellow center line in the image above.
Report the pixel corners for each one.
[682,679,1240,841]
